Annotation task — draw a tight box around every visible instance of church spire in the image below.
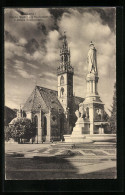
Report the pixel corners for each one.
[62,31,68,49]
[57,32,74,75]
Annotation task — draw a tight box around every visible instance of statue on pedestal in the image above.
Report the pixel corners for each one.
[87,41,98,74]
[75,105,88,120]
[75,110,81,119]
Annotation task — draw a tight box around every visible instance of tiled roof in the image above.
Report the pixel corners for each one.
[37,86,64,111]
[22,88,36,112]
[23,85,84,114]
[23,86,64,113]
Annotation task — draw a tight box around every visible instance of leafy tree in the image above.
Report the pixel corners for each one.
[5,118,36,143]
[103,110,109,122]
[5,126,13,141]
[108,83,117,133]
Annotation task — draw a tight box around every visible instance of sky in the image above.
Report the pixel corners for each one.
[4,7,116,114]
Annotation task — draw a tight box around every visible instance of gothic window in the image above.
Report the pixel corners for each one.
[60,87,64,97]
[61,56,63,62]
[34,115,38,128]
[34,115,38,139]
[43,116,47,136]
[60,75,64,85]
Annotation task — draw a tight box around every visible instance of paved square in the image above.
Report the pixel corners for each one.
[5,142,116,180]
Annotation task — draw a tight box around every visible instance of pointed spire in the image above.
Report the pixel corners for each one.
[57,32,74,75]
[63,31,66,38]
[62,31,68,49]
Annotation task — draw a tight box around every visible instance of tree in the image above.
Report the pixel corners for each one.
[103,110,109,122]
[109,83,117,133]
[5,118,36,143]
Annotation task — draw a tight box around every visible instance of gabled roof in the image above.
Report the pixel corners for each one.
[23,85,84,114]
[37,86,64,111]
[22,88,37,112]
[23,86,64,113]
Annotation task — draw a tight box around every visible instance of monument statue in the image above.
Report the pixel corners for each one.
[75,110,80,119]
[75,106,87,120]
[87,41,97,73]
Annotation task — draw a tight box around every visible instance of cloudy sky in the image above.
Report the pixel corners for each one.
[4,7,116,114]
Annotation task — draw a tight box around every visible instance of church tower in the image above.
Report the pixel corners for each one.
[57,32,74,113]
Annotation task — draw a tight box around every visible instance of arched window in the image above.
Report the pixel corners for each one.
[34,115,38,128]
[34,115,38,143]
[43,116,47,136]
[60,87,64,97]
[60,75,64,85]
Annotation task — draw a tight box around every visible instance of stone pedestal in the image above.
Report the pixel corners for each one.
[64,118,93,143]
[71,118,85,136]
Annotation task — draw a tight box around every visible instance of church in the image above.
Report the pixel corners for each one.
[22,34,84,143]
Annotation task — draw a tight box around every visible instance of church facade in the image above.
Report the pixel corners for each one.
[22,34,84,143]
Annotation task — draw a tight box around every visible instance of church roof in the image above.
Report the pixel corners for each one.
[37,86,64,111]
[74,96,84,105]
[23,85,84,114]
[23,86,64,113]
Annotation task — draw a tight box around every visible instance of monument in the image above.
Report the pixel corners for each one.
[64,42,116,143]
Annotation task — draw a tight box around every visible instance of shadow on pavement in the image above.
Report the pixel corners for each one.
[5,154,79,180]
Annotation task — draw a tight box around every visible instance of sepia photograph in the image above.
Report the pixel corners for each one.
[4,7,117,180]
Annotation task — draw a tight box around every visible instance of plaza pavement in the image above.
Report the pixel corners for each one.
[5,142,116,180]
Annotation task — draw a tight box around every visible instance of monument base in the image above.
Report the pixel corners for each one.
[64,115,116,144]
[64,134,116,143]
[86,134,116,142]
[64,118,93,143]
[64,134,94,143]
